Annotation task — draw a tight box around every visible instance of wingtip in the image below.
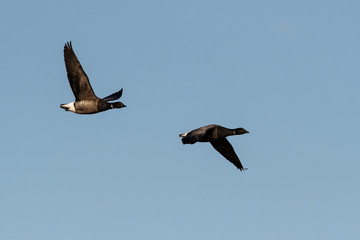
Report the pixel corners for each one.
[64,41,72,49]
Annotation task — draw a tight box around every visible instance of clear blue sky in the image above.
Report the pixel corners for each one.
[1,0,359,239]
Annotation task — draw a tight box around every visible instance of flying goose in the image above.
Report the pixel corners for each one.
[60,41,126,114]
[179,124,249,171]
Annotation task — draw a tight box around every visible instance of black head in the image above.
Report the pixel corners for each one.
[110,102,126,109]
[234,128,249,135]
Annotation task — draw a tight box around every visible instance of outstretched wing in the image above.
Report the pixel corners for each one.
[103,88,123,101]
[63,41,97,101]
[210,138,246,171]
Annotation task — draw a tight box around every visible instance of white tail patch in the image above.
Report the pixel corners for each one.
[61,102,76,113]
[179,131,189,137]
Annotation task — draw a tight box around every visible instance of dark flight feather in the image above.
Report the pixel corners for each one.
[210,138,245,171]
[102,88,123,101]
[63,41,97,101]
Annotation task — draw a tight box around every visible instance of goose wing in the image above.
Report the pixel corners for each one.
[103,88,123,101]
[210,138,245,171]
[64,42,97,101]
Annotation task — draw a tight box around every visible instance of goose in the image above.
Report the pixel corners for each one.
[179,124,249,171]
[60,41,126,114]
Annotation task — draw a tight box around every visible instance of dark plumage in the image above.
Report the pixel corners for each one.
[60,41,126,114]
[179,124,249,171]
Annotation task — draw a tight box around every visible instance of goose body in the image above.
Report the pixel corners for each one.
[60,41,126,114]
[179,124,249,171]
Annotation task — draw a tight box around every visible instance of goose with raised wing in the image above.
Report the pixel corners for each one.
[60,41,126,114]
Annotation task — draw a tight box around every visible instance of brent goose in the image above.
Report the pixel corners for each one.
[179,124,249,171]
[60,41,126,114]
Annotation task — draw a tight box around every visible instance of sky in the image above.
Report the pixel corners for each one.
[0,0,359,239]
